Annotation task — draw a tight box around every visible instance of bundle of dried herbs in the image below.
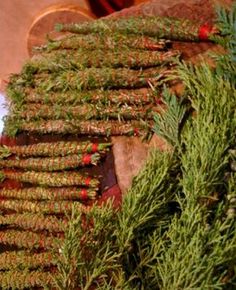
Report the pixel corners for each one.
[0,153,100,171]
[8,87,158,106]
[0,230,60,250]
[4,118,150,137]
[0,141,111,158]
[0,213,67,232]
[0,199,88,214]
[25,49,179,72]
[15,103,154,121]
[37,33,169,52]
[56,16,216,41]
[0,187,97,201]
[17,66,169,91]
[0,251,56,270]
[0,270,54,289]
[0,170,99,187]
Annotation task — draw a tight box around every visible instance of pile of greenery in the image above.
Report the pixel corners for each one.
[53,5,236,290]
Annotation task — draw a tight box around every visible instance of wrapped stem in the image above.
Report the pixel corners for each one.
[37,33,169,52]
[0,199,88,214]
[4,119,150,137]
[20,67,168,91]
[0,213,67,232]
[0,187,97,201]
[25,50,180,72]
[0,251,56,270]
[0,153,101,171]
[0,170,99,187]
[0,230,60,249]
[9,87,158,106]
[0,270,53,289]
[0,141,110,158]
[16,103,153,121]
[56,16,216,41]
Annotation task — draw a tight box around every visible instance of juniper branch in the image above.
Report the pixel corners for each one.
[153,87,187,148]
[146,64,236,289]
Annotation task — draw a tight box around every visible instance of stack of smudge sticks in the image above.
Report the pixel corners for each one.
[5,16,217,137]
[1,15,216,288]
[0,141,111,288]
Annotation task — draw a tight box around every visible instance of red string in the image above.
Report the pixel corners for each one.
[91,143,98,153]
[80,189,88,200]
[198,24,213,41]
[85,177,92,186]
[82,154,92,165]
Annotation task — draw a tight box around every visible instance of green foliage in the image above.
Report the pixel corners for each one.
[211,5,236,82]
[53,203,120,290]
[153,87,187,148]
[53,150,179,289]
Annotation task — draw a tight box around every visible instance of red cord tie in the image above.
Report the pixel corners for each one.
[198,24,214,41]
[80,189,88,200]
[85,177,91,186]
[134,128,139,136]
[91,143,98,153]
[83,154,92,165]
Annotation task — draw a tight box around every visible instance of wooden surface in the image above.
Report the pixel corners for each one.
[0,0,95,89]
[0,0,148,90]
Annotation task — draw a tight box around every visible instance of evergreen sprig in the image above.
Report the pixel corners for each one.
[153,87,187,148]
[53,149,180,289]
[211,5,236,82]
[53,203,120,290]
